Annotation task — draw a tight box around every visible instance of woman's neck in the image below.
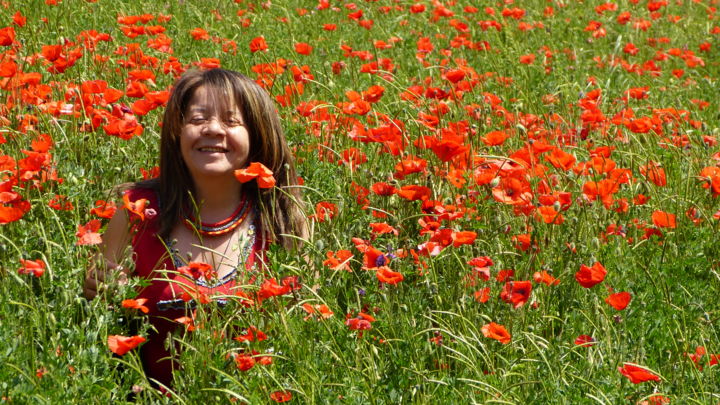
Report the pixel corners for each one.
[191,177,244,223]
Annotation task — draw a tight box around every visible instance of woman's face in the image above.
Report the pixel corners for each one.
[180,85,250,184]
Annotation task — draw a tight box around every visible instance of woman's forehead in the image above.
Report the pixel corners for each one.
[187,84,241,113]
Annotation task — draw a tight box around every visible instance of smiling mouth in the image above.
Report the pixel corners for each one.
[197,146,228,153]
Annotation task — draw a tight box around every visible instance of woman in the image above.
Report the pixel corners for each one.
[84,68,307,388]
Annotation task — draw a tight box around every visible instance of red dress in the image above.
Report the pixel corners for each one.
[125,187,266,387]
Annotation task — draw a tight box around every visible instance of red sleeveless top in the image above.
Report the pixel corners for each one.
[124,187,267,387]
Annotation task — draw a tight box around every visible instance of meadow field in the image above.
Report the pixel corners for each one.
[1,0,719,403]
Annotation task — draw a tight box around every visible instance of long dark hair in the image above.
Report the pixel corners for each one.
[138,68,307,249]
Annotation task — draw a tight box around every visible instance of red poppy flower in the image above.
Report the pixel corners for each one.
[234,326,267,342]
[234,162,276,188]
[618,363,661,384]
[605,291,632,310]
[0,26,16,46]
[345,311,375,336]
[574,335,596,347]
[189,28,209,40]
[178,262,215,280]
[519,54,536,64]
[301,303,334,320]
[234,353,256,371]
[500,281,532,308]
[174,316,196,332]
[249,36,268,53]
[474,287,491,303]
[294,42,312,55]
[107,335,146,356]
[122,298,149,314]
[575,262,607,288]
[18,259,46,278]
[651,210,676,229]
[76,219,102,246]
[369,222,398,236]
[270,391,292,403]
[640,162,667,187]
[258,278,291,301]
[452,231,476,247]
[376,266,403,285]
[311,202,337,222]
[536,206,564,224]
[371,182,396,196]
[396,185,431,201]
[323,250,353,272]
[90,200,117,219]
[481,322,511,344]
[533,270,560,286]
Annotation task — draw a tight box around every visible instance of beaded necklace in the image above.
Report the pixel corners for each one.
[183,196,251,237]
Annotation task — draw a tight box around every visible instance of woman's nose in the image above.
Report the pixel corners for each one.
[202,118,225,135]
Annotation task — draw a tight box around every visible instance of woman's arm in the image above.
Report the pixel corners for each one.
[83,208,134,299]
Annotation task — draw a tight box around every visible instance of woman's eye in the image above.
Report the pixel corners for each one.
[225,118,242,126]
[189,117,206,124]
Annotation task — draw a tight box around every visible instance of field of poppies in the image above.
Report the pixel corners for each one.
[2,0,720,403]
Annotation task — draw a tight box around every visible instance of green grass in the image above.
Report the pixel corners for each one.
[1,0,720,403]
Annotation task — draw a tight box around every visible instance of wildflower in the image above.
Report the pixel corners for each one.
[76,219,102,246]
[376,266,403,284]
[122,298,149,313]
[574,335,596,347]
[107,335,146,356]
[500,281,532,308]
[605,291,632,310]
[18,259,46,277]
[270,391,292,403]
[234,162,275,188]
[481,322,511,344]
[618,363,661,384]
[575,262,607,288]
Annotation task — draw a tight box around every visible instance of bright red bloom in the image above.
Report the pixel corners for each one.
[376,266,403,284]
[533,271,560,286]
[122,193,148,221]
[270,391,292,403]
[574,335,596,347]
[396,185,431,201]
[618,363,661,384]
[122,298,149,313]
[323,250,353,271]
[474,287,491,303]
[178,261,215,280]
[249,36,268,53]
[311,202,337,222]
[258,278,291,301]
[452,231,476,247]
[294,42,312,55]
[234,326,268,342]
[651,210,676,229]
[90,200,117,219]
[345,311,375,336]
[234,353,256,371]
[76,219,102,246]
[575,262,607,288]
[18,259,46,278]
[107,335,146,356]
[481,322,511,344]
[605,291,631,310]
[500,281,532,308]
[234,162,276,188]
[301,303,334,320]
